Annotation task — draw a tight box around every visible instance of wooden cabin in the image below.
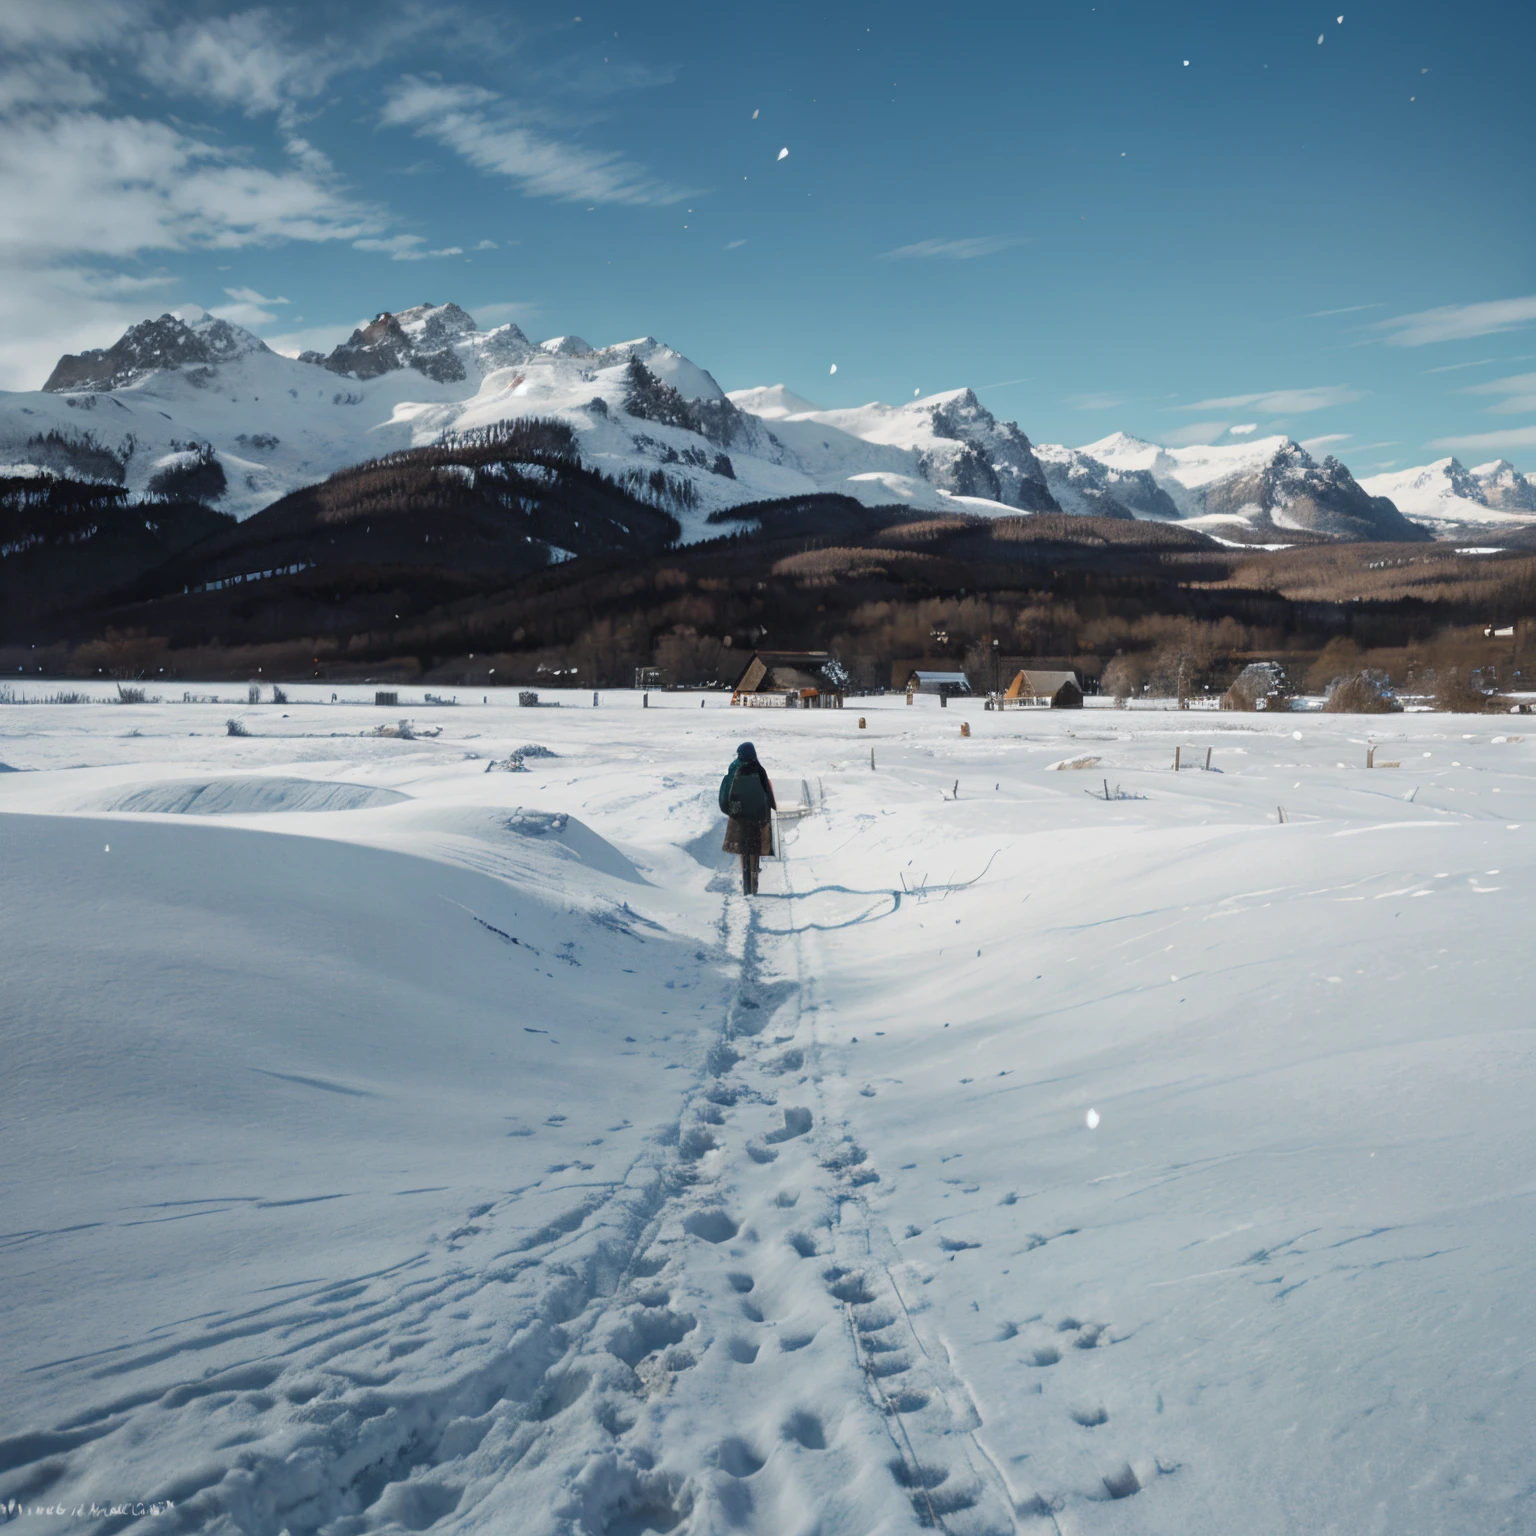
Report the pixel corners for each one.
[1003,669,1084,708]
[731,651,845,708]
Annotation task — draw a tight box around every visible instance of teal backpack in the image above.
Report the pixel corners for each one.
[719,762,768,820]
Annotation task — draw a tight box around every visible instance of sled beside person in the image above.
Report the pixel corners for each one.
[719,741,776,895]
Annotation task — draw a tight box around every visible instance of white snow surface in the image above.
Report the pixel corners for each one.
[2,688,1533,1534]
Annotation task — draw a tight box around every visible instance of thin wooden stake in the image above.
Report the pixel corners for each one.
[1277,805,1286,824]
[870,748,875,771]
[1205,746,1212,771]
[1174,746,1181,771]
[1104,778,1110,801]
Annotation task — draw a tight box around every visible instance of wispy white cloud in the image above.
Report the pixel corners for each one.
[211,285,290,326]
[880,235,1026,261]
[1375,295,1536,347]
[1420,357,1494,375]
[1430,425,1536,451]
[224,285,289,306]
[473,239,499,250]
[1164,421,1232,446]
[1177,385,1364,414]
[0,0,143,49]
[380,77,691,206]
[1301,302,1382,319]
[1228,423,1258,435]
[724,238,747,250]
[1462,372,1536,414]
[1066,391,1124,411]
[137,10,340,116]
[1301,432,1351,451]
[352,233,464,262]
[0,57,102,110]
[0,112,381,261]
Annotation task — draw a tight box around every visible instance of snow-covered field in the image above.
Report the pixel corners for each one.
[2,689,1533,1535]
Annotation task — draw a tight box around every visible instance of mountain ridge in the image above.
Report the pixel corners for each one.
[9,299,1526,547]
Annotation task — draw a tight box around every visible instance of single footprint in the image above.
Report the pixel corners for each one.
[716,1437,765,1478]
[683,1209,739,1244]
[765,1106,813,1144]
[783,1410,826,1450]
[1102,1463,1140,1500]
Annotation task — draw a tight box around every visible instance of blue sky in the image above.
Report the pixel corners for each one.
[1,0,1532,470]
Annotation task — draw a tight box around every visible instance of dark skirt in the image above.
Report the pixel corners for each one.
[722,816,773,856]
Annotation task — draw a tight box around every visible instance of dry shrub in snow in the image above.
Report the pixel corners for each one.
[1325,671,1399,713]
[1435,667,1495,713]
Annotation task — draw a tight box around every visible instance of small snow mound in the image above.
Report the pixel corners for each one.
[105,777,409,815]
[505,809,645,883]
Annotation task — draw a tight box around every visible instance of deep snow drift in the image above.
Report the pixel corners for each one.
[1,689,1533,1534]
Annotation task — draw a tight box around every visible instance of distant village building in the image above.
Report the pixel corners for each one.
[905,670,972,700]
[1002,669,1084,708]
[731,651,845,708]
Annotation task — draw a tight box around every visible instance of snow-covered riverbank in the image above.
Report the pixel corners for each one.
[2,691,1532,1534]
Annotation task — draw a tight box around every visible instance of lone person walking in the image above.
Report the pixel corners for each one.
[720,741,776,895]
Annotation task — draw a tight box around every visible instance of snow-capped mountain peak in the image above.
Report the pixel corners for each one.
[724,384,824,420]
[9,296,1531,544]
[1076,431,1166,474]
[1470,458,1536,512]
[43,311,270,394]
[1359,456,1536,528]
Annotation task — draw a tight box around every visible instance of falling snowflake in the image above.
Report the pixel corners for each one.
[829,364,837,374]
[752,108,759,119]
[913,388,920,397]
[776,147,789,160]
[1317,33,1324,43]
[1183,59,1189,66]
[1085,1108,1100,1129]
